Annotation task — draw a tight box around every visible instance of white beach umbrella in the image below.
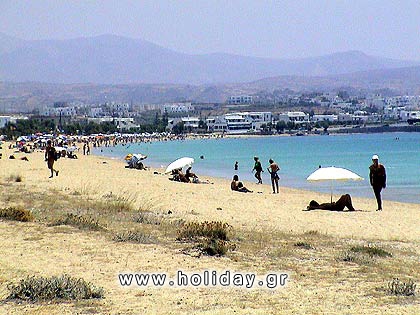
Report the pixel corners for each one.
[306,166,364,202]
[165,157,194,174]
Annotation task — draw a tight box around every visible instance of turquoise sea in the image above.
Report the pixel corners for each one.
[94,132,420,205]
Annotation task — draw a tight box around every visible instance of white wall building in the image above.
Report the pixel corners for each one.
[400,110,420,122]
[278,112,310,124]
[312,114,338,123]
[228,95,253,104]
[41,106,77,117]
[0,115,11,128]
[206,111,272,133]
[167,117,200,131]
[162,102,194,114]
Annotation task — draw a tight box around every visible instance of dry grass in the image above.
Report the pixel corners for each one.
[0,206,34,222]
[112,230,157,244]
[387,278,417,296]
[0,175,419,313]
[6,174,23,183]
[49,213,105,231]
[7,274,104,302]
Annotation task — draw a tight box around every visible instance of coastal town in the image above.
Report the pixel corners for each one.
[2,92,420,137]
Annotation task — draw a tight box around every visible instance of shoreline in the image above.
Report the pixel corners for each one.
[92,132,420,205]
[1,140,420,314]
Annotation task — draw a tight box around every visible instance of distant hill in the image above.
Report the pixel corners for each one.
[0,33,419,85]
[3,64,420,113]
[248,66,420,94]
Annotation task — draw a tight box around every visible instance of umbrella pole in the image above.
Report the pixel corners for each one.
[331,181,333,204]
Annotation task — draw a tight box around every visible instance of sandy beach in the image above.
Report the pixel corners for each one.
[0,143,419,314]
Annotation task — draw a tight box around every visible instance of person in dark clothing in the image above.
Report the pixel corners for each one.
[45,139,59,178]
[306,194,356,211]
[369,154,386,211]
[231,175,253,193]
[267,159,280,194]
[234,161,238,171]
[185,166,198,182]
[252,156,263,184]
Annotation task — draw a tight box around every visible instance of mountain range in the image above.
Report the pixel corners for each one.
[1,33,419,85]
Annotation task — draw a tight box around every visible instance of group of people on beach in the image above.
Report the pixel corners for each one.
[231,156,280,194]
[40,136,388,212]
[231,154,387,212]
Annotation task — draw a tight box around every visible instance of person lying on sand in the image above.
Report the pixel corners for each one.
[306,194,357,211]
[231,175,253,193]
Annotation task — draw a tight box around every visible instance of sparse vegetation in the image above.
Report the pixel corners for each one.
[198,238,236,256]
[177,221,232,241]
[387,278,416,296]
[7,174,23,182]
[294,241,314,250]
[134,211,163,225]
[350,245,392,257]
[7,274,104,301]
[0,206,34,222]
[49,213,105,231]
[177,221,235,256]
[113,231,156,244]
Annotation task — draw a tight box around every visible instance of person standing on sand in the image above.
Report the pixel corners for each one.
[252,156,263,184]
[267,159,280,193]
[45,139,59,178]
[369,154,386,211]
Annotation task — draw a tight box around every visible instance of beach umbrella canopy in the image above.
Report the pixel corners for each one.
[165,157,194,174]
[306,166,364,202]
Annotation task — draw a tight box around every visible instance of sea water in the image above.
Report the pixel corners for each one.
[94,132,420,204]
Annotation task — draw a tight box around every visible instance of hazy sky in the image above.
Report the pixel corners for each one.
[1,0,420,60]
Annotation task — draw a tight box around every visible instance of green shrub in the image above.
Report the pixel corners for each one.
[0,206,34,222]
[388,278,416,296]
[7,274,104,301]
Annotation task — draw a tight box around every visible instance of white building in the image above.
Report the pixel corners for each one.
[41,106,77,117]
[113,118,140,131]
[312,114,338,123]
[89,107,104,118]
[205,111,272,133]
[278,112,310,124]
[400,110,420,122]
[228,95,253,105]
[162,102,194,114]
[167,117,200,131]
[338,113,353,123]
[0,115,11,128]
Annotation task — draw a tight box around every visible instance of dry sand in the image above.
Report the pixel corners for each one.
[0,143,419,314]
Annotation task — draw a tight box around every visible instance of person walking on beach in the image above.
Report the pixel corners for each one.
[252,156,263,184]
[45,139,59,178]
[267,159,280,193]
[369,154,386,211]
